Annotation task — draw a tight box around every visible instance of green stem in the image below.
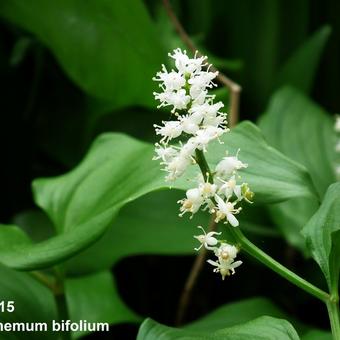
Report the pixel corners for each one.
[327,298,340,340]
[195,149,214,183]
[54,268,71,340]
[229,227,329,302]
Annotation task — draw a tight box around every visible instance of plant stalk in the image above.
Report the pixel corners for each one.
[327,297,340,340]
[54,267,71,340]
[195,149,214,183]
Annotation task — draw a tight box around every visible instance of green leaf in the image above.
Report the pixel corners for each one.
[0,0,164,108]
[259,86,335,197]
[302,330,332,340]
[66,271,140,338]
[13,209,55,243]
[0,122,318,271]
[267,198,318,254]
[275,26,331,94]
[0,264,57,339]
[259,86,336,251]
[185,297,306,334]
[66,193,277,275]
[302,183,340,293]
[137,316,300,340]
[65,190,206,274]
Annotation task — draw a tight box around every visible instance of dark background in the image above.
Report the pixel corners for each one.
[0,0,338,338]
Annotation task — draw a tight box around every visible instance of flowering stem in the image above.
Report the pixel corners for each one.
[176,150,216,325]
[229,227,329,302]
[195,149,214,183]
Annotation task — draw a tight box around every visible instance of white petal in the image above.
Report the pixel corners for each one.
[227,213,239,227]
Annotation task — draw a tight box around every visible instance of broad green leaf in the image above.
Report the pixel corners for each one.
[302,330,332,340]
[13,209,55,242]
[66,271,140,338]
[0,0,164,107]
[63,198,279,276]
[0,133,165,270]
[205,121,317,203]
[275,26,331,94]
[302,183,340,293]
[259,87,335,197]
[268,198,318,254]
[259,87,336,251]
[0,122,318,270]
[65,190,206,274]
[0,264,57,339]
[185,297,306,334]
[137,316,300,340]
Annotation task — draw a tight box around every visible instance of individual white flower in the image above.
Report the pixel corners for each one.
[178,188,204,217]
[199,181,217,198]
[193,226,221,251]
[217,175,242,199]
[169,48,206,74]
[214,243,238,261]
[154,89,191,112]
[153,143,178,162]
[188,71,218,90]
[214,194,241,226]
[153,64,186,91]
[207,258,243,280]
[154,120,183,143]
[166,157,191,181]
[180,115,200,135]
[215,153,248,178]
[208,242,242,279]
[194,126,225,152]
[335,115,340,133]
[203,103,226,128]
[179,138,198,159]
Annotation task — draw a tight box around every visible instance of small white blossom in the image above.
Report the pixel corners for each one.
[335,115,340,133]
[178,188,204,217]
[153,143,178,162]
[194,226,221,251]
[207,258,243,280]
[180,115,200,135]
[169,48,206,74]
[165,155,191,181]
[214,243,238,261]
[188,71,218,89]
[207,242,242,279]
[199,181,217,198]
[218,175,242,199]
[214,194,241,227]
[194,126,225,152]
[154,121,183,143]
[153,64,186,91]
[215,153,248,178]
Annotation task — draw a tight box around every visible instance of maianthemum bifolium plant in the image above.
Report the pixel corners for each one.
[148,48,340,339]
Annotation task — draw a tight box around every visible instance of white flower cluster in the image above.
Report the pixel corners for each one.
[194,226,242,280]
[153,48,253,280]
[335,115,340,180]
[153,48,227,181]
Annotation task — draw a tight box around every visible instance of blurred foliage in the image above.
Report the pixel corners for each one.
[0,0,339,339]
